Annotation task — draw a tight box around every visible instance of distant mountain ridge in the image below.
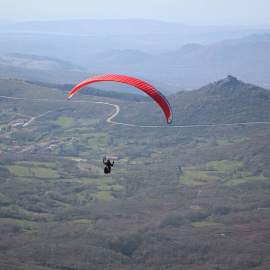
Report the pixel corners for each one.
[0,34,270,92]
[1,19,270,90]
[2,19,269,41]
[84,34,270,89]
[2,19,193,36]
[0,53,86,71]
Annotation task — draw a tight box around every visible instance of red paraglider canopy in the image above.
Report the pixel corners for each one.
[67,74,172,124]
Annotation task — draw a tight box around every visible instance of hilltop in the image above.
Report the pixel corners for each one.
[113,75,270,126]
[171,75,270,125]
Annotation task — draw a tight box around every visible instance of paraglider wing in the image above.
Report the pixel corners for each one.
[67,74,172,124]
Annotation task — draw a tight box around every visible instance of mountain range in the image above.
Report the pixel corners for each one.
[0,34,270,93]
[83,34,270,90]
[2,19,270,53]
[0,19,270,91]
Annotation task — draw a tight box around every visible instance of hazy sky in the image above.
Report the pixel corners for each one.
[1,0,270,25]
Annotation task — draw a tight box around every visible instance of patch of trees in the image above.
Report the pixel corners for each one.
[26,80,150,102]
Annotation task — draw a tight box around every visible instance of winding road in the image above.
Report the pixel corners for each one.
[1,95,270,129]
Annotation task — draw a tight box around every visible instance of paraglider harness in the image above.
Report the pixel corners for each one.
[103,157,114,174]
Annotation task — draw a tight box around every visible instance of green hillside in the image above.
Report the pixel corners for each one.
[0,76,269,269]
[112,75,270,126]
[171,75,270,125]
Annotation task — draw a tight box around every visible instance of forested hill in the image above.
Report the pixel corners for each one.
[169,75,270,125]
[112,75,270,126]
[0,75,269,126]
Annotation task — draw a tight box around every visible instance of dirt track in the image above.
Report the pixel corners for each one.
[1,95,270,129]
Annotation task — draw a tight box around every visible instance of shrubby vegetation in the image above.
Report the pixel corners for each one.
[26,80,151,102]
[0,77,269,269]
